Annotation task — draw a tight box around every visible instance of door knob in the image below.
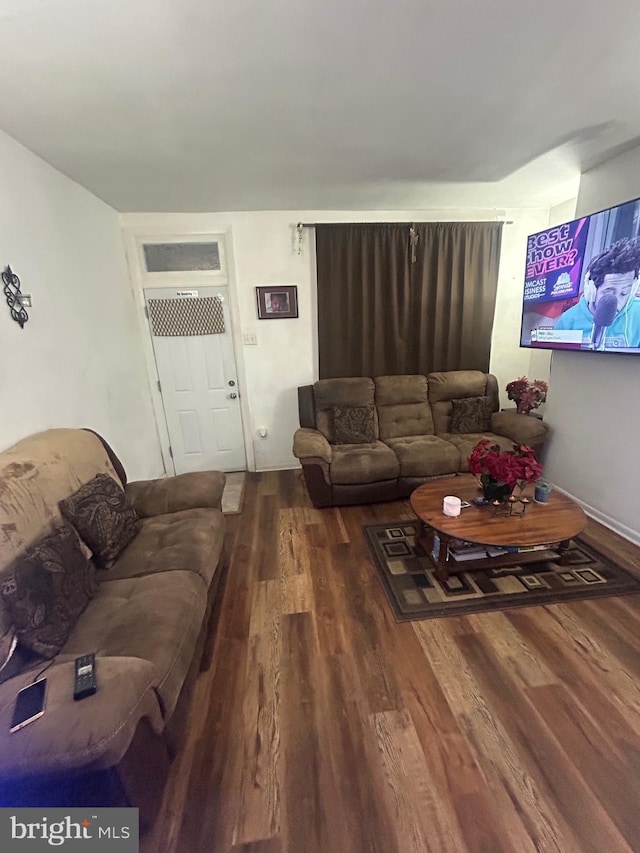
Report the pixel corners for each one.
[228,380,236,386]
[229,392,237,399]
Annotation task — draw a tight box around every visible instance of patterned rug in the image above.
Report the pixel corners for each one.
[363,520,640,621]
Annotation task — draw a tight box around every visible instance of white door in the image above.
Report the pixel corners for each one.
[144,286,247,473]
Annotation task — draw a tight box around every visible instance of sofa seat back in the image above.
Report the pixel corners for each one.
[312,377,378,443]
[0,429,122,575]
[374,375,434,438]
[427,370,499,435]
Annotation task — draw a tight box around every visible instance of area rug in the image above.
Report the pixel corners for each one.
[363,520,640,621]
[222,471,246,515]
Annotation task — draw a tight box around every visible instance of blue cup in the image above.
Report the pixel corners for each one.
[534,479,552,504]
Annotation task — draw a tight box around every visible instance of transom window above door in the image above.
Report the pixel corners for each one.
[142,241,223,273]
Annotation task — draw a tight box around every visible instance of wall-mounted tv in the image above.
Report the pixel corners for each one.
[520,195,640,354]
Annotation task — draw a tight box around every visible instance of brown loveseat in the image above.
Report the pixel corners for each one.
[293,370,548,507]
[0,428,226,830]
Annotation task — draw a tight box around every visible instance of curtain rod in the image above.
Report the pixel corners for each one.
[297,220,513,227]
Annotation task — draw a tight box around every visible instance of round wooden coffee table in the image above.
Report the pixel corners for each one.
[410,474,587,581]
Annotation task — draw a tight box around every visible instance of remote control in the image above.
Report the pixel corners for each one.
[74,653,97,701]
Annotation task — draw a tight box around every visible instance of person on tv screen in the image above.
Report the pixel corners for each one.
[555,236,640,349]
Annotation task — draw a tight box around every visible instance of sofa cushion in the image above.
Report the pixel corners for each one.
[450,396,493,433]
[330,441,400,485]
[441,432,518,472]
[428,371,498,434]
[428,370,488,403]
[1,524,98,659]
[125,471,226,518]
[384,436,460,477]
[333,406,376,444]
[104,507,224,588]
[375,375,435,438]
[60,474,142,569]
[0,429,124,579]
[0,655,163,781]
[62,570,206,722]
[313,378,377,442]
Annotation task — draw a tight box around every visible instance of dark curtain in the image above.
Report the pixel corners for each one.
[316,221,503,378]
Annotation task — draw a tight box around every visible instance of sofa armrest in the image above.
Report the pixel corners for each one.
[490,411,549,451]
[125,471,226,518]
[293,428,333,464]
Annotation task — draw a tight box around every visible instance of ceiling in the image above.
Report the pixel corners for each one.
[1,0,639,212]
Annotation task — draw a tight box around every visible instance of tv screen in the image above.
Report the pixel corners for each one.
[520,195,640,353]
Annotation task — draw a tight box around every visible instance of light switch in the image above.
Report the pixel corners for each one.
[243,332,258,345]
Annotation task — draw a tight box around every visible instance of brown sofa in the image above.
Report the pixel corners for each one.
[0,428,226,830]
[293,370,549,507]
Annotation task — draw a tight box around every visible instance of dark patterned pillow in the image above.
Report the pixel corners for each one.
[450,396,494,433]
[0,524,98,659]
[59,473,141,568]
[333,405,376,444]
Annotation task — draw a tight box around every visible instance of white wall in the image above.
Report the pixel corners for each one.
[544,144,640,544]
[489,209,550,404]
[122,207,551,471]
[508,197,578,397]
[0,130,163,480]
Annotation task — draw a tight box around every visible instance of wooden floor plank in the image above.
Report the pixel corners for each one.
[414,619,575,853]
[141,471,640,853]
[382,622,511,853]
[465,610,557,688]
[372,707,469,853]
[279,508,314,614]
[310,653,401,853]
[232,578,282,846]
[526,681,640,849]
[507,606,640,768]
[279,611,330,853]
[457,631,632,853]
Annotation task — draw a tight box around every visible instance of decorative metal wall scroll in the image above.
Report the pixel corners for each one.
[2,266,28,329]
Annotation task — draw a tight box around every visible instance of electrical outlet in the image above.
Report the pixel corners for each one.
[243,332,258,345]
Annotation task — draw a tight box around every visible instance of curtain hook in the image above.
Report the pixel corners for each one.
[409,225,419,264]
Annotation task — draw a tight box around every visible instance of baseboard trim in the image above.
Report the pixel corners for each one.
[553,485,640,548]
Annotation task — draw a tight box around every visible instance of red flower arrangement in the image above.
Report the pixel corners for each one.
[468,440,543,492]
[505,376,548,415]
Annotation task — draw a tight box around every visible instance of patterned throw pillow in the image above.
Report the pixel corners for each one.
[333,405,376,444]
[59,473,142,568]
[0,524,98,659]
[450,396,494,433]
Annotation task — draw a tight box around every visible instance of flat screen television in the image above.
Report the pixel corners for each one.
[520,195,640,354]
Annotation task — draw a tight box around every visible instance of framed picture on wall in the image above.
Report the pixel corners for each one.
[256,285,298,319]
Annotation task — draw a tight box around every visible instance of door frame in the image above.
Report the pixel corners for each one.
[122,224,255,476]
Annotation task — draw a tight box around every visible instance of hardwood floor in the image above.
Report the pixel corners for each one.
[141,471,640,853]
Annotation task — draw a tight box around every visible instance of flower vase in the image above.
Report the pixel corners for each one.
[482,478,513,503]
